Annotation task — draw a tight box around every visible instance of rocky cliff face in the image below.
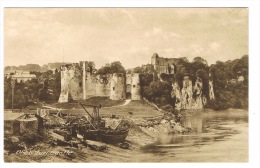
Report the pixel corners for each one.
[171,82,182,110]
[171,77,207,110]
[181,77,193,109]
[192,78,204,109]
[209,80,215,100]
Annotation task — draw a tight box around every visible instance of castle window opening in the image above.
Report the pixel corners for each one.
[133,85,135,88]
[113,87,115,90]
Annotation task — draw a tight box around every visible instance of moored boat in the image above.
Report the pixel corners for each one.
[79,103,129,144]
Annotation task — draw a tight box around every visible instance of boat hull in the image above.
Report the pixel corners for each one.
[83,130,129,144]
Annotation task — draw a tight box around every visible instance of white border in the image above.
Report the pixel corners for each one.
[0,1,259,168]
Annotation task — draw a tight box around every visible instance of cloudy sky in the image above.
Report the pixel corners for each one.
[4,8,248,68]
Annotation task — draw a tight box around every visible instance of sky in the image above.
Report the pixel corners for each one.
[4,8,248,69]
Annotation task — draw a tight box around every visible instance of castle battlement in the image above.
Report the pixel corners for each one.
[58,61,141,103]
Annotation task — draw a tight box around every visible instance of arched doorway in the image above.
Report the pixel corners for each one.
[126,92,131,99]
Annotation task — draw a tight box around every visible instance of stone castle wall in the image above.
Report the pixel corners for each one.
[58,59,213,110]
[131,73,141,100]
[151,53,177,74]
[58,62,141,102]
[85,72,111,98]
[110,73,126,100]
[58,64,83,103]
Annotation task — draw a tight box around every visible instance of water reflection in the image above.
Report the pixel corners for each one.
[180,113,203,134]
[142,110,248,155]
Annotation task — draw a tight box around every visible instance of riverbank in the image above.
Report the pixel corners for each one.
[5,110,248,162]
[4,115,185,162]
[4,100,186,162]
[4,100,248,162]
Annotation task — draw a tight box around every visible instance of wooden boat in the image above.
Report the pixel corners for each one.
[79,103,129,144]
[83,129,129,144]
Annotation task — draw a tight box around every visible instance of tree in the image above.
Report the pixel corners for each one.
[110,61,126,74]
[96,61,125,75]
[4,77,12,108]
[174,72,184,90]
[133,64,156,74]
[17,64,41,71]
[14,89,26,108]
[207,55,248,110]
[53,71,61,101]
[196,69,209,97]
[133,66,143,73]
[193,56,208,65]
[140,73,154,97]
[38,79,48,101]
[160,73,174,83]
[143,81,172,106]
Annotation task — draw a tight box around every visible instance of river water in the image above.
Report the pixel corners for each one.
[141,109,248,162]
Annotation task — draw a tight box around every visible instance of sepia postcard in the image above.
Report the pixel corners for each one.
[0,2,259,168]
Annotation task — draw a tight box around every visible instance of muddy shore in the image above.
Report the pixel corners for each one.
[4,112,189,162]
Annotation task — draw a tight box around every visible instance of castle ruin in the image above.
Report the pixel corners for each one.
[58,61,141,103]
[153,53,214,110]
[58,53,214,110]
[151,53,177,74]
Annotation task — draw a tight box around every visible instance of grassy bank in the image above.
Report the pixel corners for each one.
[50,97,125,109]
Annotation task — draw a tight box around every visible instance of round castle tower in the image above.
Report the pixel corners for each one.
[110,73,126,100]
[58,65,75,103]
[131,73,141,100]
[151,53,159,65]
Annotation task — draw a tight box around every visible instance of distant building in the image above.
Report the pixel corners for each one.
[5,70,36,83]
[151,53,177,74]
[4,70,18,78]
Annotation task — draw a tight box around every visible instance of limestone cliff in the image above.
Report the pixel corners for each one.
[171,77,209,110]
[171,82,181,110]
[192,78,204,109]
[209,80,215,100]
[181,76,193,109]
